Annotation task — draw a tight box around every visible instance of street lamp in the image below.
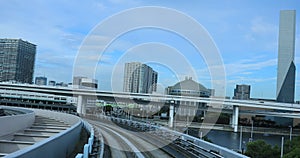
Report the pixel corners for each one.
[239,126,243,152]
[174,104,178,131]
[186,114,189,135]
[289,126,292,142]
[168,100,175,128]
[249,120,254,142]
[281,137,284,158]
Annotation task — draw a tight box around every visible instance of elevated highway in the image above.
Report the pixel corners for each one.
[0,83,299,132]
[0,83,299,112]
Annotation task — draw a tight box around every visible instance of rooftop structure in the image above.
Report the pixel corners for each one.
[165,77,212,97]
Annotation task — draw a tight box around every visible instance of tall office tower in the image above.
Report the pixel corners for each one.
[233,84,251,100]
[35,76,47,85]
[276,10,296,103]
[0,39,36,83]
[123,62,158,94]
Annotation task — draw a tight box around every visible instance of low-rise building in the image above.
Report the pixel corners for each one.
[35,76,47,86]
[233,84,251,100]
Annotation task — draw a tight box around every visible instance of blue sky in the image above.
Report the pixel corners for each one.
[0,0,299,100]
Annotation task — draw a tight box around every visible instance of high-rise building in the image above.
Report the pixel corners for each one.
[233,84,251,100]
[0,39,36,83]
[152,71,158,92]
[35,76,47,85]
[123,62,158,93]
[276,10,296,103]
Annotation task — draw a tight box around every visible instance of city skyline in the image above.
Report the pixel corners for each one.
[0,1,299,100]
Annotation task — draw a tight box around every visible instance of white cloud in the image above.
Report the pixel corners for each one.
[227,77,276,85]
[225,58,277,76]
[250,17,277,34]
[243,17,278,52]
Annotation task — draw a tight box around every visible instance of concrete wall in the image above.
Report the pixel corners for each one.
[6,109,83,158]
[0,106,35,140]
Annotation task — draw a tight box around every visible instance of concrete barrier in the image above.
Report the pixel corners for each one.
[6,109,83,158]
[0,106,35,140]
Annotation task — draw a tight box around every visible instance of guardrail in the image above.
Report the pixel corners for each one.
[76,120,104,158]
[75,121,94,158]
[91,114,248,158]
[92,123,104,158]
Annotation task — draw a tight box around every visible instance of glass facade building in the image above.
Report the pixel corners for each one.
[0,39,36,83]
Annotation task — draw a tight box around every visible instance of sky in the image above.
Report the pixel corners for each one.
[0,0,300,100]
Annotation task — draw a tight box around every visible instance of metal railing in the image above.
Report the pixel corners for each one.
[76,120,104,158]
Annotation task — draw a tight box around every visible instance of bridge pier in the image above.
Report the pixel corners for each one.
[76,95,86,115]
[232,106,239,132]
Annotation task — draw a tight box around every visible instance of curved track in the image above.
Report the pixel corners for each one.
[87,119,176,158]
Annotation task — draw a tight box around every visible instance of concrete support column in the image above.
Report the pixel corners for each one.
[232,105,239,132]
[77,95,86,115]
[169,104,174,128]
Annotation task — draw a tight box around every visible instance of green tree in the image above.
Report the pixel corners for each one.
[284,148,300,158]
[283,136,300,158]
[245,140,280,158]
